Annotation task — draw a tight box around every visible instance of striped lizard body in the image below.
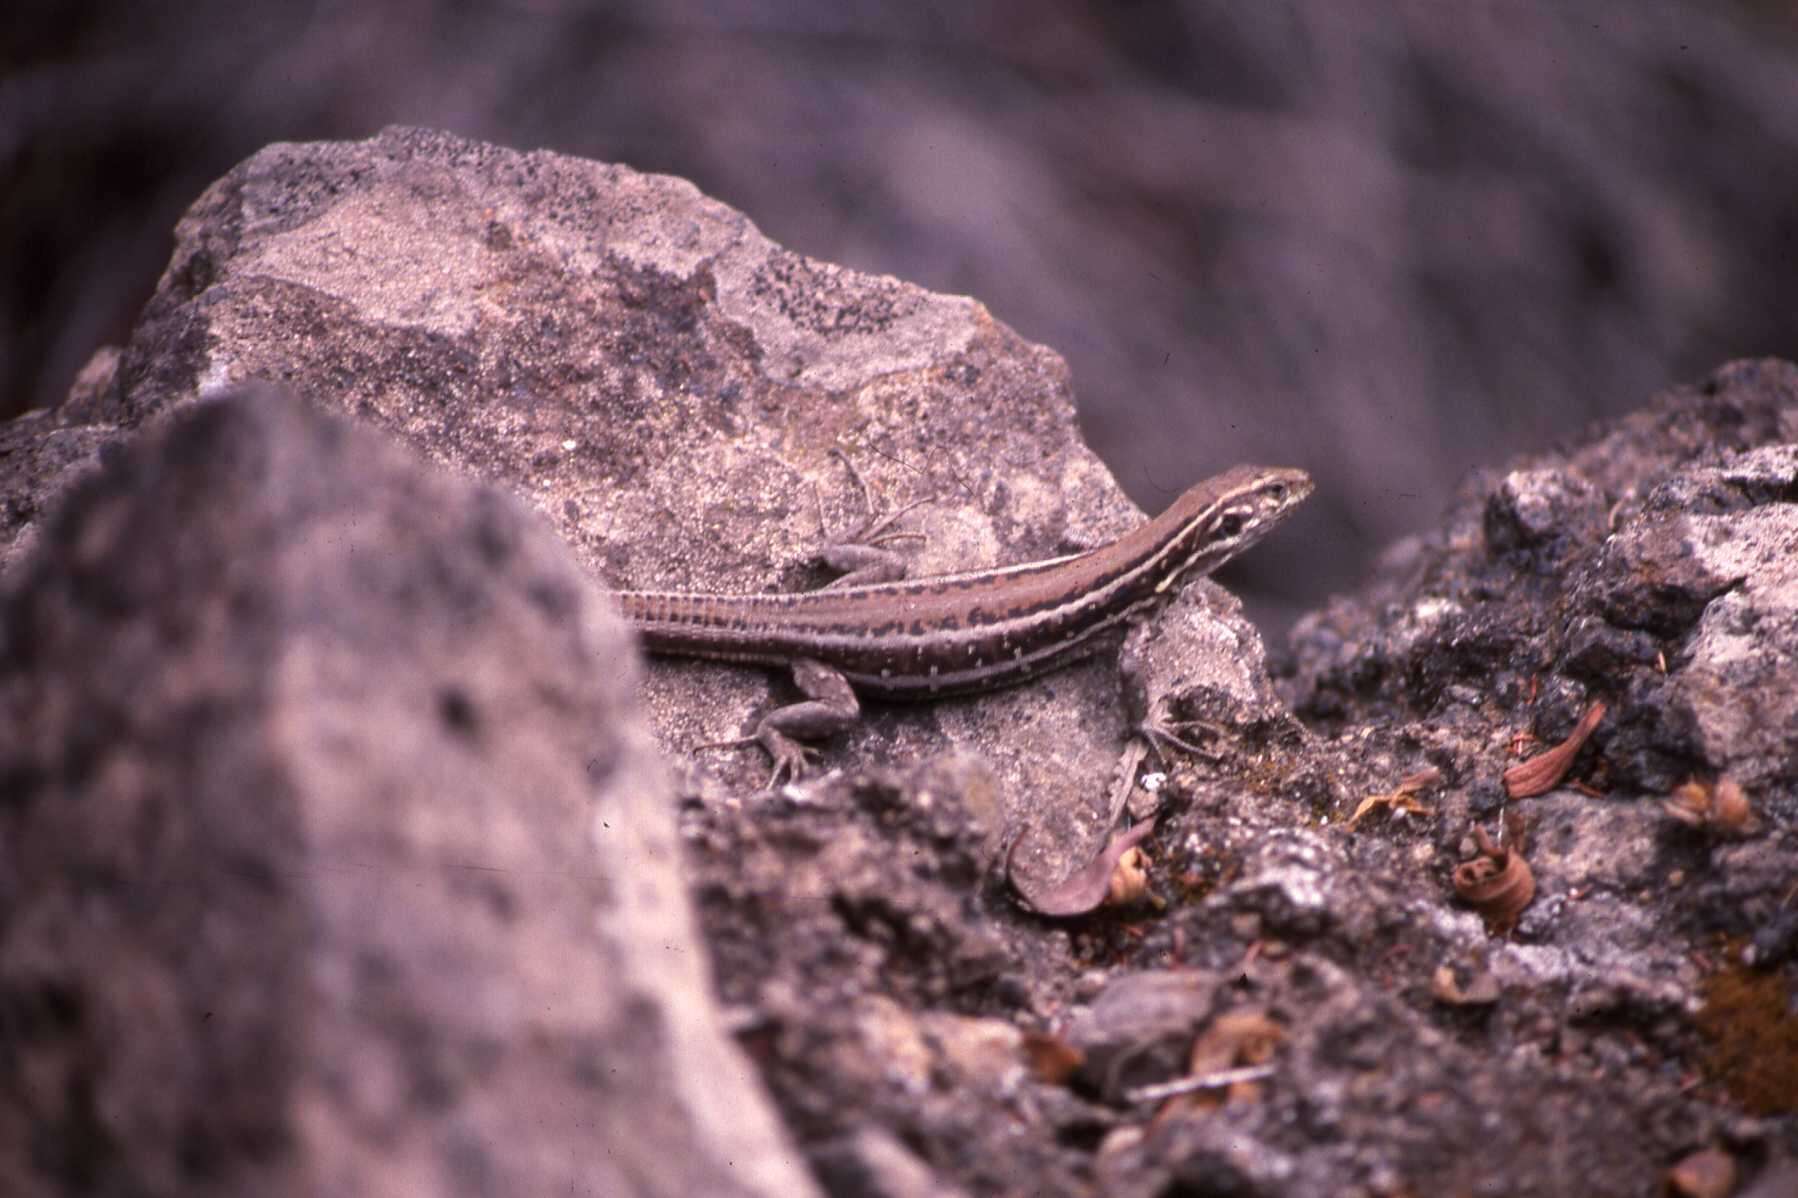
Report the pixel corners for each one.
[610,463,1312,781]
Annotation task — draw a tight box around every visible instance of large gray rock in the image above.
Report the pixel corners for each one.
[0,387,815,1197]
[3,124,1241,893]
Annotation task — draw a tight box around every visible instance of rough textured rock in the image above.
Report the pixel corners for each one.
[3,129,1796,1196]
[0,408,112,579]
[0,123,1235,894]
[0,388,816,1197]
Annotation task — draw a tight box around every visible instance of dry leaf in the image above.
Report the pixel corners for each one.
[1010,818,1157,917]
[1144,1009,1286,1120]
[1105,847,1153,907]
[1189,1011,1284,1073]
[1020,1030,1085,1086]
[1503,700,1605,798]
[1453,826,1535,933]
[1663,777,1754,834]
[1348,767,1441,830]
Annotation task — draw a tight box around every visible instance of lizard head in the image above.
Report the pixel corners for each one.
[1151,464,1314,592]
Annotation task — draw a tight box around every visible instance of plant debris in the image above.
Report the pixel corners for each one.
[1452,825,1535,934]
[1010,817,1159,917]
[1125,1062,1276,1105]
[1662,777,1755,834]
[1105,844,1155,907]
[1348,766,1442,829]
[1141,1009,1285,1118]
[1503,700,1606,798]
[1431,961,1502,1006]
[1694,945,1798,1116]
[1020,1030,1086,1086]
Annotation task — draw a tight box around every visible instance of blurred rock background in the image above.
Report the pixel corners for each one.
[6,1,1798,627]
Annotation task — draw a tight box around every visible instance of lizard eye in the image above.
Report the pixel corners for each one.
[1218,512,1246,538]
[1266,483,1287,503]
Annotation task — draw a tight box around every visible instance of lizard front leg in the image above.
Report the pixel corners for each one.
[701,451,924,782]
[814,448,928,588]
[744,454,921,776]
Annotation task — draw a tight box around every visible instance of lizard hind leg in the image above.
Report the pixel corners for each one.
[696,658,863,787]
[752,659,862,785]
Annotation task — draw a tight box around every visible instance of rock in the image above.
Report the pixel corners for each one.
[0,407,111,579]
[1664,503,1798,792]
[1484,466,1607,567]
[0,123,1201,898]
[1738,1158,1798,1198]
[0,387,815,1197]
[1120,582,1309,766]
[1064,971,1221,1102]
[809,1127,967,1198]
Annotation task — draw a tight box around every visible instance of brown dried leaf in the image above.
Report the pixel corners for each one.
[1153,1010,1285,1120]
[1714,778,1752,830]
[1020,1030,1085,1086]
[1009,818,1157,917]
[1397,766,1445,793]
[1347,790,1425,829]
[1663,777,1755,834]
[1190,1011,1283,1072]
[1348,767,1441,829]
[1105,847,1153,907]
[1503,700,1605,798]
[1452,826,1535,933]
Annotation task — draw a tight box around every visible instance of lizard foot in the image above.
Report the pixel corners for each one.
[1138,714,1228,765]
[691,730,817,789]
[756,728,817,789]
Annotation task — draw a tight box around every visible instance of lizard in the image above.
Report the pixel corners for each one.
[608,461,1312,785]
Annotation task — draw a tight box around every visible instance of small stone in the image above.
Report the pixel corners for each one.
[1484,468,1605,563]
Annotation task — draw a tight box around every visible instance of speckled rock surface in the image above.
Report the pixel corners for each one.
[0,388,815,1197]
